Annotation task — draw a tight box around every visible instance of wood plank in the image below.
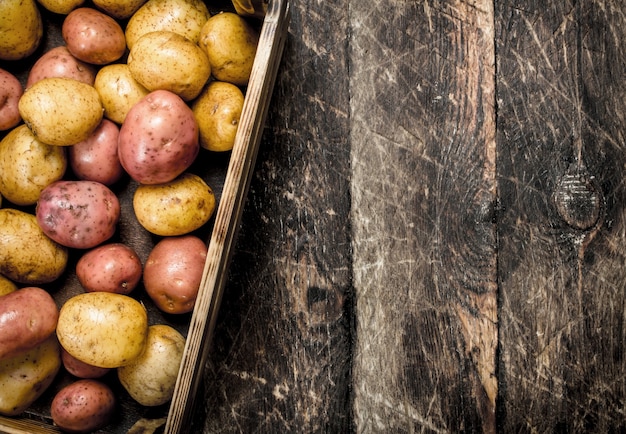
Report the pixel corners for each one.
[350,1,497,432]
[198,0,354,432]
[496,0,626,431]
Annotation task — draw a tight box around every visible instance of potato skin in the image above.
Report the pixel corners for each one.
[118,324,186,406]
[69,119,123,185]
[143,235,208,313]
[0,335,61,416]
[76,243,142,294]
[118,90,199,184]
[36,180,121,249]
[92,0,147,20]
[0,287,59,361]
[57,292,149,368]
[94,63,149,124]
[128,30,211,101]
[199,12,259,86]
[192,80,244,152]
[0,0,43,61]
[133,173,216,236]
[0,68,23,131]
[38,0,85,15]
[125,0,209,49]
[61,348,110,379]
[0,208,68,284]
[18,77,104,146]
[0,124,68,206]
[51,379,115,433]
[0,275,17,296]
[26,46,96,88]
[62,7,126,65]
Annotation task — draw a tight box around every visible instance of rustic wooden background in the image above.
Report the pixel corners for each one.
[199,0,626,432]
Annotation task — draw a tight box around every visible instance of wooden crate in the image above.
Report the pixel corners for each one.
[0,0,290,432]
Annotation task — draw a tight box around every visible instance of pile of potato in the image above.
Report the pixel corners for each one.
[0,0,260,431]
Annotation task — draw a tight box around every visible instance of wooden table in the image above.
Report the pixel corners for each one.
[196,0,626,432]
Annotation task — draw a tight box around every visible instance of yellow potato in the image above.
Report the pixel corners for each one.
[57,292,149,369]
[133,172,216,236]
[125,0,210,50]
[37,0,85,14]
[92,0,147,20]
[0,208,68,284]
[0,124,67,206]
[118,324,186,406]
[128,30,211,101]
[0,335,61,416]
[94,64,150,124]
[192,80,245,152]
[0,275,17,296]
[0,0,43,61]
[199,12,259,86]
[18,77,104,146]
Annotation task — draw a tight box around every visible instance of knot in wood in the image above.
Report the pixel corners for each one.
[553,165,603,231]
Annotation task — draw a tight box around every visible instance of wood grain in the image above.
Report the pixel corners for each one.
[496,0,626,431]
[200,1,354,432]
[350,1,497,432]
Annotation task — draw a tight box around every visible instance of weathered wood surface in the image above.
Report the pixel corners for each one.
[496,0,626,431]
[350,1,498,432]
[201,0,626,432]
[201,1,354,432]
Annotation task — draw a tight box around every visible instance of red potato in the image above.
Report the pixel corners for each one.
[143,235,207,314]
[0,68,23,131]
[51,379,116,433]
[62,7,126,65]
[69,119,124,185]
[61,348,110,379]
[0,287,59,361]
[36,180,121,249]
[26,46,97,88]
[118,89,199,184]
[76,243,142,294]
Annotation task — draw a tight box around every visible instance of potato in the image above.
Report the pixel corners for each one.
[0,208,68,284]
[94,63,149,124]
[0,275,17,296]
[62,7,126,65]
[37,0,85,15]
[128,30,211,101]
[92,0,147,20]
[26,46,97,88]
[18,77,104,146]
[192,80,245,152]
[62,348,111,379]
[0,335,61,416]
[118,324,186,406]
[57,292,149,368]
[36,180,121,249]
[0,286,59,361]
[0,0,43,61]
[51,379,115,433]
[133,173,216,236]
[232,0,267,19]
[0,124,68,206]
[199,12,259,86]
[76,243,142,294]
[0,69,23,131]
[143,235,207,313]
[125,0,210,50]
[118,89,199,184]
[69,119,123,185]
